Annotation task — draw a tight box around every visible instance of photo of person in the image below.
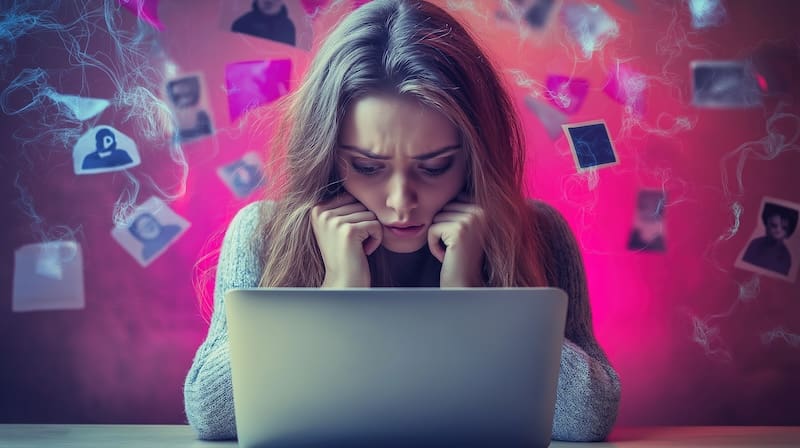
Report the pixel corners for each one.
[220,0,314,50]
[165,73,214,143]
[233,0,295,45]
[736,197,800,283]
[110,196,191,267]
[128,212,184,263]
[627,190,666,253]
[217,152,266,198]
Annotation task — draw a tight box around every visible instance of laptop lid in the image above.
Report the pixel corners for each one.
[225,287,568,448]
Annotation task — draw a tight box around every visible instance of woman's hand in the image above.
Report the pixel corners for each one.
[427,192,487,288]
[310,191,383,288]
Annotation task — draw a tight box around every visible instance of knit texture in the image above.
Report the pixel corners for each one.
[184,200,621,441]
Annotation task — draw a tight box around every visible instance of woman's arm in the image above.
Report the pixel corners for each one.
[184,201,265,440]
[529,199,621,441]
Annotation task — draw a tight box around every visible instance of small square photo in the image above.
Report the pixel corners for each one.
[627,189,666,253]
[562,119,619,171]
[164,73,215,143]
[12,241,85,312]
[218,152,266,198]
[691,60,761,108]
[735,196,800,283]
[111,196,191,267]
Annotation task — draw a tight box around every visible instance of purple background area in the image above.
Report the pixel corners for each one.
[1,0,799,428]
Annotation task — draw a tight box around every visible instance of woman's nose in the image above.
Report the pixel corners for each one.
[386,174,418,213]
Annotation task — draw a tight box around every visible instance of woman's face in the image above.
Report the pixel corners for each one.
[335,94,468,253]
[766,214,789,240]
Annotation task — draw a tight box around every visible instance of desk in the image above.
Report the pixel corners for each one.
[0,425,798,447]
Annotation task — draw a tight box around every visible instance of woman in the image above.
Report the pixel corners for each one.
[185,0,620,441]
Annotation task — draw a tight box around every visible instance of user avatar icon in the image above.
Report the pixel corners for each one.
[218,152,266,198]
[128,212,182,262]
[73,126,141,175]
[82,128,133,170]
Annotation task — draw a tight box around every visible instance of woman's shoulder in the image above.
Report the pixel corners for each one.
[230,199,280,226]
[223,200,279,249]
[525,198,571,232]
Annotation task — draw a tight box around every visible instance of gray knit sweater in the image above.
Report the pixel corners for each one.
[184,200,621,441]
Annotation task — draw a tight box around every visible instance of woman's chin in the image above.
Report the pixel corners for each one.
[381,239,427,254]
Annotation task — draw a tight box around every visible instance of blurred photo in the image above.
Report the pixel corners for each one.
[221,0,314,50]
[736,197,800,283]
[165,74,214,142]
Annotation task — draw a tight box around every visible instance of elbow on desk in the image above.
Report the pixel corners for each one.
[183,361,238,440]
[183,384,238,441]
[552,349,622,441]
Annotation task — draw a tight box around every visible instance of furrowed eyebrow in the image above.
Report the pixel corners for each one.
[338,144,460,161]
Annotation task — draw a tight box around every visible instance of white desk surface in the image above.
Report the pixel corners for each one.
[0,425,798,447]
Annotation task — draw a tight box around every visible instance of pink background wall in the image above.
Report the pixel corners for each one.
[1,0,798,426]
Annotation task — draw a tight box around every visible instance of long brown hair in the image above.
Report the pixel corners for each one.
[257,0,551,288]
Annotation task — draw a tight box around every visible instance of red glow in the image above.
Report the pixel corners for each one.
[756,72,769,92]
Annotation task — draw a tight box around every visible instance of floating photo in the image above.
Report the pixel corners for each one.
[496,0,561,30]
[562,119,619,171]
[603,62,646,116]
[111,196,190,267]
[524,95,570,140]
[225,59,292,122]
[218,152,266,198]
[73,126,141,175]
[12,241,85,312]
[545,74,589,115]
[627,189,666,253]
[688,0,725,29]
[45,91,110,121]
[220,0,314,50]
[165,73,214,143]
[560,2,619,58]
[735,197,800,283]
[691,60,762,108]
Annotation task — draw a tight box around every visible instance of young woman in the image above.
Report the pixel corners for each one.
[185,0,620,441]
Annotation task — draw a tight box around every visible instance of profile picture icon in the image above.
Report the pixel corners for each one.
[736,197,800,283]
[73,126,141,175]
[111,196,190,267]
[217,152,266,198]
[128,212,183,262]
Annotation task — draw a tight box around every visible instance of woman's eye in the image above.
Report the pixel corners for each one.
[350,160,452,177]
[352,164,381,175]
[421,165,451,176]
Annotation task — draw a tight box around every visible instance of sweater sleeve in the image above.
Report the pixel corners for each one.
[530,200,621,441]
[184,201,266,440]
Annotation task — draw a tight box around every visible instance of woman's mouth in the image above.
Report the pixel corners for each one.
[384,224,425,238]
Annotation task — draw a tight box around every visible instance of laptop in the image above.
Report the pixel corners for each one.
[225,287,568,448]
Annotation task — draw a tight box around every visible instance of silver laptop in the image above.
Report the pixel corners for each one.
[225,287,568,448]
